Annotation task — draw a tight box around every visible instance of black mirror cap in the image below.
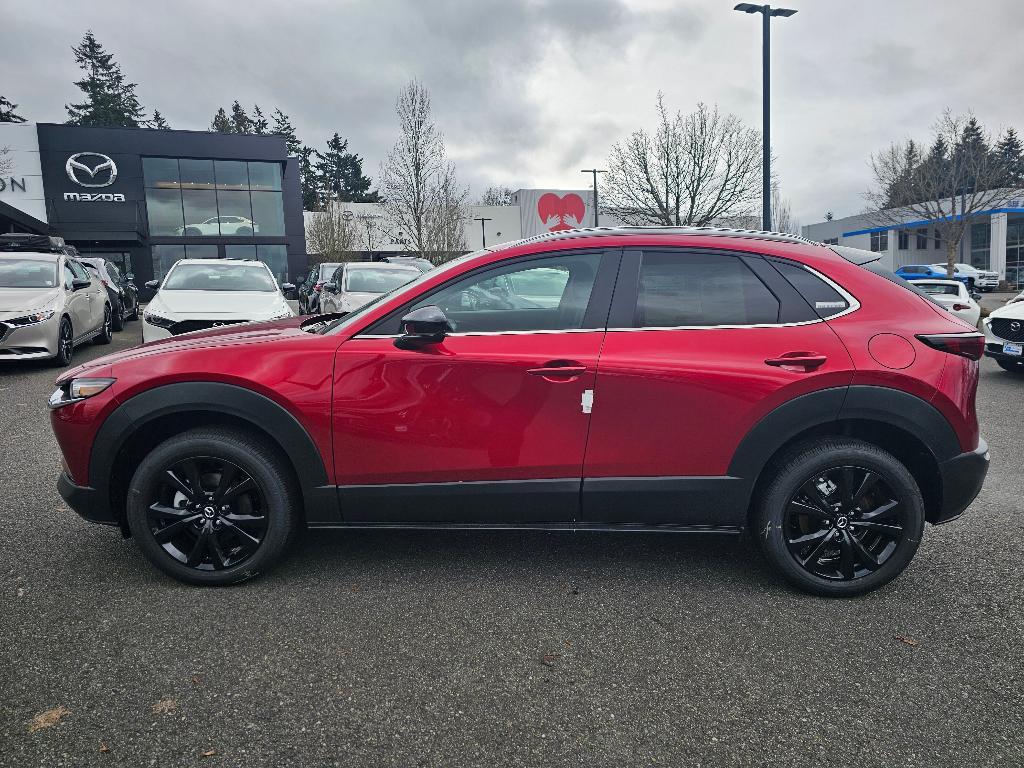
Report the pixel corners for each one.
[145,279,160,290]
[72,278,92,290]
[281,282,296,292]
[395,305,451,349]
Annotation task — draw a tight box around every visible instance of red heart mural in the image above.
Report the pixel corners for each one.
[537,192,586,232]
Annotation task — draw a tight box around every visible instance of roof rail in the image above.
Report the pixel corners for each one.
[488,225,823,251]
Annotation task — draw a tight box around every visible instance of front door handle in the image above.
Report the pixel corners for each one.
[765,352,827,370]
[527,361,587,380]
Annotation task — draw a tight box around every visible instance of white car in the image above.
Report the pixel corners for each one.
[912,279,981,327]
[142,259,295,342]
[983,297,1024,373]
[929,262,999,291]
[178,216,259,237]
[320,262,420,314]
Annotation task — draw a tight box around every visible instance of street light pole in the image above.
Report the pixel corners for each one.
[580,168,607,226]
[734,3,797,232]
[473,216,493,248]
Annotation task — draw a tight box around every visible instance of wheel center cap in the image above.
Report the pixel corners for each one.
[835,515,849,529]
[202,506,217,519]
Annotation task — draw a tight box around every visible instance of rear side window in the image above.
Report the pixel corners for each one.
[770,260,850,318]
[634,251,780,327]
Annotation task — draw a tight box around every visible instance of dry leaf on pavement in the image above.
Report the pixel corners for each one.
[152,698,177,714]
[28,705,70,733]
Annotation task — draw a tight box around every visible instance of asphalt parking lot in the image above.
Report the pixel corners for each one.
[3,310,1022,768]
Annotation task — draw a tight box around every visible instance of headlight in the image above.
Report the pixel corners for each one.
[143,311,174,328]
[48,377,116,409]
[7,308,55,327]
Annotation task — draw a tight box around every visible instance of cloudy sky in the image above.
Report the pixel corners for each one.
[6,0,1023,225]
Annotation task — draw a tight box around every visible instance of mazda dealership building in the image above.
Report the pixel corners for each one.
[0,122,306,297]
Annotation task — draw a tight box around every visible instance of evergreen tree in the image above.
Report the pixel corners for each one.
[252,105,268,135]
[150,110,170,129]
[211,107,233,133]
[0,95,26,123]
[230,101,253,134]
[919,135,952,199]
[270,108,318,209]
[314,132,379,203]
[884,139,922,207]
[954,116,990,192]
[995,127,1024,186]
[66,31,145,127]
[271,108,303,155]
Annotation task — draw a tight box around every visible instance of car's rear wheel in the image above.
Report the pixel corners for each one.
[754,438,924,597]
[52,317,73,367]
[93,304,112,344]
[126,428,299,585]
[997,359,1024,373]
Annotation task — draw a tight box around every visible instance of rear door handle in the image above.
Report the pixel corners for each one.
[765,353,827,370]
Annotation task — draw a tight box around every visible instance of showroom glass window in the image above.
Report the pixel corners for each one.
[143,158,285,238]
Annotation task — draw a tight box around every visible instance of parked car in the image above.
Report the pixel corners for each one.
[929,262,1000,292]
[910,279,981,327]
[982,298,1024,372]
[80,257,139,331]
[380,255,434,273]
[895,264,970,286]
[0,233,112,365]
[320,262,420,314]
[297,267,319,314]
[50,228,988,596]
[177,216,259,237]
[141,259,295,342]
[301,262,345,315]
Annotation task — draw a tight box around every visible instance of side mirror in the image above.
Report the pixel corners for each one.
[126,273,134,280]
[971,291,982,301]
[323,282,338,294]
[281,282,296,292]
[72,278,92,291]
[395,305,451,350]
[145,279,160,290]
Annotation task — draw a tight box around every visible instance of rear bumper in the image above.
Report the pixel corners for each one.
[57,472,117,526]
[933,438,989,525]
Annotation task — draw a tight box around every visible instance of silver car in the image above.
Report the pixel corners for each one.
[320,262,421,314]
[0,242,112,366]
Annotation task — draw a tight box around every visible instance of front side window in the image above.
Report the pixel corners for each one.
[68,260,90,281]
[633,251,780,327]
[369,252,602,335]
[162,262,276,292]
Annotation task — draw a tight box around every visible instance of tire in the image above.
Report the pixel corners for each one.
[111,298,125,332]
[184,227,202,236]
[753,438,925,597]
[93,304,113,344]
[997,359,1024,373]
[127,298,139,321]
[235,226,253,235]
[126,428,299,586]
[52,317,74,367]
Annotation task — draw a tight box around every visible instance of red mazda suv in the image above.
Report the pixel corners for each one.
[49,228,989,595]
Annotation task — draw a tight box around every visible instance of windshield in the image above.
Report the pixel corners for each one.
[162,263,277,292]
[316,250,485,335]
[319,263,343,281]
[344,267,419,294]
[0,258,59,288]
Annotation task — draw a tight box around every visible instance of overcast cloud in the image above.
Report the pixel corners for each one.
[5,0,1023,225]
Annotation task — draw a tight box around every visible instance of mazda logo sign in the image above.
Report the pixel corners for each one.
[65,153,118,188]
[1012,321,1021,333]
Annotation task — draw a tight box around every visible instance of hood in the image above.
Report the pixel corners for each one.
[989,301,1024,321]
[150,290,290,318]
[0,287,60,316]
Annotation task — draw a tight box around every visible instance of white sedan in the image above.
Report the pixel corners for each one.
[142,259,295,342]
[913,279,981,326]
[320,262,420,314]
[178,216,259,236]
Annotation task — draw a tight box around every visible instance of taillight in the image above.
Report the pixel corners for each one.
[916,332,985,360]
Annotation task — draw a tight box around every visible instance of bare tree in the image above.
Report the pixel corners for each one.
[379,80,468,262]
[603,95,762,227]
[305,205,360,264]
[477,185,515,206]
[866,110,1023,276]
[721,183,799,234]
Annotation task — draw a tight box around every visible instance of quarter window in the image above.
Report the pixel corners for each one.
[633,251,780,327]
[770,261,850,319]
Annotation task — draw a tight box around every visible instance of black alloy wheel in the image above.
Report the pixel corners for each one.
[93,304,113,344]
[755,438,925,597]
[146,456,268,571]
[111,297,125,332]
[126,428,298,585]
[783,466,909,581]
[52,317,73,367]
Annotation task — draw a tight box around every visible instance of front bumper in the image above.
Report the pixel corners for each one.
[0,313,60,360]
[933,438,989,524]
[57,472,118,526]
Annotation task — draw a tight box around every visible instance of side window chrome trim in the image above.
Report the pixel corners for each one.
[354,327,606,340]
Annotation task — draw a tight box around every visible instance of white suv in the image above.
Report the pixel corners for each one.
[931,263,1000,291]
[142,259,295,342]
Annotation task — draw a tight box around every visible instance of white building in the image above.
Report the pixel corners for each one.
[802,196,1024,285]
[305,188,619,256]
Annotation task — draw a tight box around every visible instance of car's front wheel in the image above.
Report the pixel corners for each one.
[126,428,299,585]
[52,317,74,367]
[754,438,925,597]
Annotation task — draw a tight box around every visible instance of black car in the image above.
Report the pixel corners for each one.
[297,267,319,314]
[300,262,345,314]
[80,258,139,330]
